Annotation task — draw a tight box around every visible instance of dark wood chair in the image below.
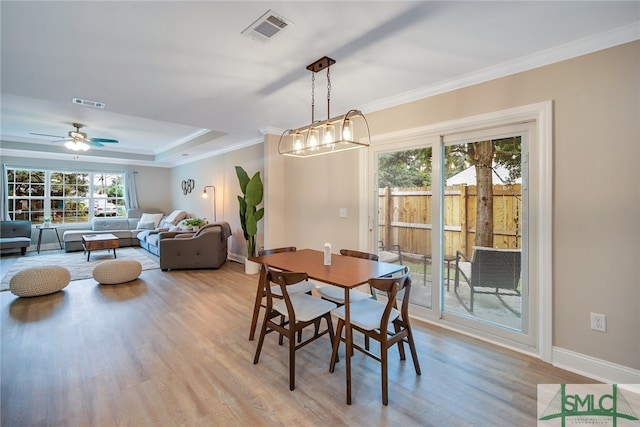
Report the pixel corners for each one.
[329,266,421,405]
[253,268,337,391]
[316,249,379,304]
[454,246,521,316]
[248,247,317,340]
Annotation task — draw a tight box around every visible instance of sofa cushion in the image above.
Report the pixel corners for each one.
[137,221,156,230]
[92,218,131,231]
[139,212,163,228]
[164,210,188,225]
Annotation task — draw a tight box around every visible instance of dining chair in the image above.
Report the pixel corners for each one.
[253,267,337,391]
[248,246,317,340]
[329,267,421,405]
[316,249,379,304]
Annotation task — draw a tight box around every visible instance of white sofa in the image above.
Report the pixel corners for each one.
[62,208,164,252]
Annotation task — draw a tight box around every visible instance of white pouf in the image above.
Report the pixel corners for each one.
[93,259,142,284]
[9,265,71,297]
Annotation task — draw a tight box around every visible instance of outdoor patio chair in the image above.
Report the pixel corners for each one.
[378,240,403,265]
[453,246,521,316]
[253,268,337,391]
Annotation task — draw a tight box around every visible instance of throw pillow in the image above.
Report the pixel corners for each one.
[139,212,163,229]
[164,210,188,225]
[137,221,155,230]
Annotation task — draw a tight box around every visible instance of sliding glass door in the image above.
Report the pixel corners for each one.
[369,104,551,354]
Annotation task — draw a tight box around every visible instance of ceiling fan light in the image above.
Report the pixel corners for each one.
[65,140,89,151]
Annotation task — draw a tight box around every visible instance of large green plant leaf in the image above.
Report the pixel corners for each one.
[245,172,263,208]
[235,166,250,195]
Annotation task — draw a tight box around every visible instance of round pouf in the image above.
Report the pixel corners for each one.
[93,259,142,285]
[9,265,71,297]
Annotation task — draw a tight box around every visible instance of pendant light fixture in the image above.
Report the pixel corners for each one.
[278,56,370,158]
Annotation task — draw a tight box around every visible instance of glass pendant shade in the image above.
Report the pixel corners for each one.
[342,118,353,141]
[293,132,304,151]
[323,124,335,145]
[308,128,319,148]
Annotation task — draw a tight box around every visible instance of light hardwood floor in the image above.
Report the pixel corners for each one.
[1,258,593,426]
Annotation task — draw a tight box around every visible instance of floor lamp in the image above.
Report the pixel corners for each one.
[202,185,216,222]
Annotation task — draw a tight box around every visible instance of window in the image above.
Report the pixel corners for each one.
[6,168,126,224]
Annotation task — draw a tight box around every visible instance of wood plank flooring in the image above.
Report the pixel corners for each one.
[1,259,593,426]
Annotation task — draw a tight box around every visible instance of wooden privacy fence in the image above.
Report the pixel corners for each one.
[379,185,522,258]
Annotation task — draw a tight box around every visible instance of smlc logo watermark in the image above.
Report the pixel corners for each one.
[538,384,640,426]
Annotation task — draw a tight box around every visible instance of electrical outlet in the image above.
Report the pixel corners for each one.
[591,313,606,332]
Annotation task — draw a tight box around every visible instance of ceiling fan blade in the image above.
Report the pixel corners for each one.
[89,138,118,143]
[88,140,105,147]
[30,132,66,138]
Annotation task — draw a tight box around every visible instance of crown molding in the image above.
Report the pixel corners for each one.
[361,23,640,114]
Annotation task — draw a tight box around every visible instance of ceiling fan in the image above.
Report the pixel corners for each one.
[30,123,119,151]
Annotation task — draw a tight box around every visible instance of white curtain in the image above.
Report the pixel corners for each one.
[125,170,139,209]
[1,164,10,220]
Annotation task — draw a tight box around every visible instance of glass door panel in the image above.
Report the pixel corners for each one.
[442,136,524,331]
[376,147,433,309]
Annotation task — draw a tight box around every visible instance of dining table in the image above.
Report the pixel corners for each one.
[249,248,404,404]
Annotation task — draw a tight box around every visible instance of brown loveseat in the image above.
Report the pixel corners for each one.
[158,222,231,270]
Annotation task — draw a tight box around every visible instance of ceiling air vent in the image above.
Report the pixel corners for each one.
[72,97,105,109]
[242,9,292,43]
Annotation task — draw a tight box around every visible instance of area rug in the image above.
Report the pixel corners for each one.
[1,247,159,291]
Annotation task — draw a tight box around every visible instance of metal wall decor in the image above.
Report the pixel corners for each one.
[182,179,195,195]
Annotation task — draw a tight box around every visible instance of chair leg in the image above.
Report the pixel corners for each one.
[325,313,338,364]
[278,316,288,345]
[253,317,269,364]
[289,328,296,391]
[329,319,344,373]
[406,326,422,375]
[249,288,265,341]
[381,343,389,406]
[394,322,406,361]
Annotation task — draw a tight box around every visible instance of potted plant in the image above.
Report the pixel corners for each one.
[43,216,52,227]
[235,166,264,274]
[182,217,207,231]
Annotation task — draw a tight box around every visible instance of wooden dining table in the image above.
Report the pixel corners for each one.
[249,248,404,404]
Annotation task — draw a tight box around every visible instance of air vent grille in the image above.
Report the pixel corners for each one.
[72,97,105,109]
[242,9,292,43]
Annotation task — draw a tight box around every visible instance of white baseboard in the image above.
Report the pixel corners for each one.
[227,253,245,264]
[553,346,640,384]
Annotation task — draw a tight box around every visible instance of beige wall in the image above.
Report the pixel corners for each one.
[266,41,639,370]
[170,143,264,257]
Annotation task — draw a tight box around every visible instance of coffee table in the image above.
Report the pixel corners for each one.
[82,234,119,261]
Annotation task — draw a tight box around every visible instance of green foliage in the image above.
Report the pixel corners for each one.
[183,217,206,227]
[378,148,432,188]
[235,166,264,258]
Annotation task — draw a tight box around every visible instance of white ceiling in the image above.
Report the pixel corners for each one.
[1,1,638,167]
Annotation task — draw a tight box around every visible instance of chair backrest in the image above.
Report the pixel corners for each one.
[470,246,521,291]
[339,249,379,261]
[258,246,297,256]
[367,266,412,327]
[265,267,310,321]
